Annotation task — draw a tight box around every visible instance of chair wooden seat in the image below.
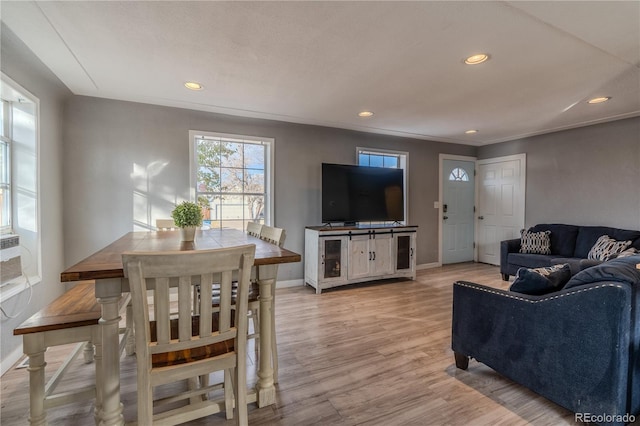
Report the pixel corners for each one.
[149,314,235,367]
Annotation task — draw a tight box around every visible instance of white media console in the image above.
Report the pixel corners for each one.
[304,225,417,294]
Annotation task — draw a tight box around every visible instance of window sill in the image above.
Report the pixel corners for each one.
[0,275,40,303]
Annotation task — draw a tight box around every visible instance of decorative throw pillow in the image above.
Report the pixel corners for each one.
[587,235,632,261]
[509,263,571,295]
[613,247,639,259]
[519,229,551,255]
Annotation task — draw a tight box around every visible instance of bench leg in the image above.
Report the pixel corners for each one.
[24,334,47,426]
[83,341,95,364]
[92,325,103,425]
[501,273,509,281]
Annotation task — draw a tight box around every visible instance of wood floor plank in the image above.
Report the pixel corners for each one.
[1,263,585,425]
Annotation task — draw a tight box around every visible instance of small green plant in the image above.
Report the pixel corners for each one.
[171,201,203,228]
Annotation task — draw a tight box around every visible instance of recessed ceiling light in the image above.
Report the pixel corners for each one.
[464,54,489,65]
[587,96,611,104]
[465,129,478,134]
[184,81,203,91]
[358,111,374,117]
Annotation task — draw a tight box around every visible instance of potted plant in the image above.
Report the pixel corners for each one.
[171,201,203,242]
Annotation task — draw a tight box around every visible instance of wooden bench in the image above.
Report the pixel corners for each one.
[13,281,130,426]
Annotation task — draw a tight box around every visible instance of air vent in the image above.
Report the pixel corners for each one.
[1,234,22,285]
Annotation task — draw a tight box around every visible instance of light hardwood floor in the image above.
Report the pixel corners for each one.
[2,263,588,425]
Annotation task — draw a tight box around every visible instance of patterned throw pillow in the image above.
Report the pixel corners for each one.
[519,229,551,255]
[614,247,639,259]
[510,263,571,295]
[587,235,632,261]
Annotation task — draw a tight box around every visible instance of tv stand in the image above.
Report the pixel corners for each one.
[304,224,417,294]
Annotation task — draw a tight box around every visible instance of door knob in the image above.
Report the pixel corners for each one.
[443,216,448,220]
[478,216,484,220]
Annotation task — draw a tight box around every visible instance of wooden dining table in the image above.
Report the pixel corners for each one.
[61,228,301,426]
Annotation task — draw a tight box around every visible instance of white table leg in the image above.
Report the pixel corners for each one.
[255,264,277,407]
[95,279,124,426]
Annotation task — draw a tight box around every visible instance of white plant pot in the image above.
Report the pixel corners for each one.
[180,226,197,242]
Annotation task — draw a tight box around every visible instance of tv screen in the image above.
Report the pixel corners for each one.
[322,163,404,224]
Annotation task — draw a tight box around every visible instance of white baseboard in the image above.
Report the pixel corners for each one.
[276,278,304,288]
[1,344,24,376]
[417,262,441,270]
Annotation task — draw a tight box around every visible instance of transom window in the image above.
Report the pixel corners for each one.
[449,167,470,182]
[356,147,408,224]
[190,131,273,231]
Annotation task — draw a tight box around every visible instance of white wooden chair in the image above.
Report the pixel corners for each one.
[246,221,262,238]
[122,244,255,425]
[155,219,177,230]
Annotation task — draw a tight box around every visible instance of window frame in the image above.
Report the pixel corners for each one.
[0,73,42,300]
[356,147,409,225]
[1,99,11,234]
[189,130,275,229]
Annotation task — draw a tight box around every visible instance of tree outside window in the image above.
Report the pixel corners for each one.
[192,132,272,231]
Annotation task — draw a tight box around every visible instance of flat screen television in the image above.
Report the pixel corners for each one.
[322,163,404,224]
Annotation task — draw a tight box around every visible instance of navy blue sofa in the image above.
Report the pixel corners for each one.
[501,224,640,280]
[452,255,640,425]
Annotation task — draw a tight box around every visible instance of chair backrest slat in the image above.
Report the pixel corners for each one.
[155,277,171,345]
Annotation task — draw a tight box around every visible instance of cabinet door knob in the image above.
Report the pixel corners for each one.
[478,216,484,220]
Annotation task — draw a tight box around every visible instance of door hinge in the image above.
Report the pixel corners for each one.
[473,206,476,213]
[473,242,476,249]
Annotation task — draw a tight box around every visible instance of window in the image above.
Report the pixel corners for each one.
[356,147,408,224]
[449,167,470,182]
[0,73,40,299]
[190,131,273,231]
[1,100,10,232]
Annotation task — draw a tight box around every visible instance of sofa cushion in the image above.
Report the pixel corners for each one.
[587,235,632,261]
[508,253,556,269]
[564,254,640,289]
[530,224,579,257]
[510,263,572,295]
[574,226,640,258]
[520,229,551,254]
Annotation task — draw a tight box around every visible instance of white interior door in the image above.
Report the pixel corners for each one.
[442,159,475,264]
[476,154,526,265]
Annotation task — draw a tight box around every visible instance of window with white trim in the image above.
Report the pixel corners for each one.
[0,73,41,300]
[190,131,273,231]
[356,147,408,224]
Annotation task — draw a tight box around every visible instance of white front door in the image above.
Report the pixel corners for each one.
[476,154,526,265]
[442,159,475,264]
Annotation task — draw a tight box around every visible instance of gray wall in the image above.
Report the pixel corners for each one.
[478,117,640,230]
[63,96,476,281]
[0,24,71,367]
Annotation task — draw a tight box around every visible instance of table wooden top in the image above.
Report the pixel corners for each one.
[61,228,302,282]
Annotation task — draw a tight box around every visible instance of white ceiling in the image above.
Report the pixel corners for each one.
[2,1,639,145]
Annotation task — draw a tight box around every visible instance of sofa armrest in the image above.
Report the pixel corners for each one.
[500,238,521,277]
[452,280,633,422]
